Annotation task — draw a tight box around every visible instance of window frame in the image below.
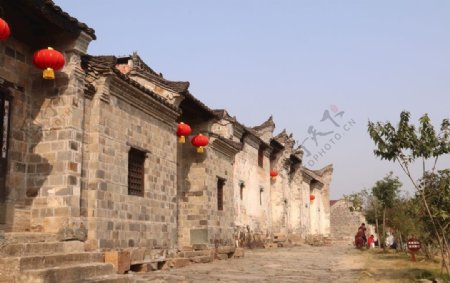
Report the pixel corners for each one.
[239,181,245,201]
[0,92,12,200]
[258,146,264,167]
[127,147,146,197]
[217,177,225,211]
[259,187,264,206]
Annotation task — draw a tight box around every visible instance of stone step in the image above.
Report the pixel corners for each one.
[177,249,212,258]
[3,232,57,243]
[0,240,84,256]
[15,262,115,283]
[0,252,104,275]
[189,255,212,264]
[168,257,191,268]
[16,252,104,271]
[73,274,132,283]
[216,246,235,254]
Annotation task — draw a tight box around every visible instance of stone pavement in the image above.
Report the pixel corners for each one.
[129,244,366,283]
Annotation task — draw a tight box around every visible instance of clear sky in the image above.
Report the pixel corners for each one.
[54,0,450,199]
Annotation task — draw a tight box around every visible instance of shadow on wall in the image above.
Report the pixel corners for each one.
[0,74,69,231]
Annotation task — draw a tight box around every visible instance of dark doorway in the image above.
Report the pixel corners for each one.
[0,92,11,201]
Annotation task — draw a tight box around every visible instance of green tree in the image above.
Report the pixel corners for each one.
[371,172,402,250]
[343,192,364,212]
[421,170,450,239]
[368,111,450,274]
[388,197,426,252]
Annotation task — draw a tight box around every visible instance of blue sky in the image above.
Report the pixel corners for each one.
[54,0,450,198]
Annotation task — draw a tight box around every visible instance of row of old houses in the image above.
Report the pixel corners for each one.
[0,0,332,280]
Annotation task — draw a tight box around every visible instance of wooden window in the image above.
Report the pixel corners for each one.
[239,182,245,201]
[128,147,146,196]
[258,146,264,167]
[217,178,225,211]
[260,187,264,205]
[0,93,11,200]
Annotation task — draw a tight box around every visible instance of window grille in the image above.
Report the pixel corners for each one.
[128,147,146,196]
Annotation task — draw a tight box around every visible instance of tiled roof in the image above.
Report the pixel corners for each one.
[211,109,270,147]
[81,55,179,112]
[302,167,323,183]
[252,115,275,132]
[40,0,96,39]
[182,91,218,118]
[330,200,340,206]
[127,53,190,93]
[210,133,243,152]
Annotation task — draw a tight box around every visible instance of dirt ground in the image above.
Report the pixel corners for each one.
[132,244,367,283]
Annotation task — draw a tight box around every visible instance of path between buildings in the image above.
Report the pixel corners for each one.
[131,244,366,283]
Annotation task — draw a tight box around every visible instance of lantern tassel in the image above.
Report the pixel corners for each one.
[271,176,276,181]
[197,146,204,153]
[178,136,186,143]
[43,68,55,80]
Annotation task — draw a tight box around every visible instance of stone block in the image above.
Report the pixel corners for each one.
[130,248,146,262]
[169,258,190,268]
[104,250,130,274]
[216,253,228,260]
[192,243,208,250]
[190,229,208,245]
[190,256,212,263]
[233,248,245,258]
[217,246,235,254]
[264,243,277,249]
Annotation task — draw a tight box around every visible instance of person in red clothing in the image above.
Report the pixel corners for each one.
[358,223,367,246]
[355,228,365,249]
[367,234,375,248]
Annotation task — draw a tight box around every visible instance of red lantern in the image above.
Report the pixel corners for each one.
[0,18,10,41]
[177,122,192,143]
[310,195,315,202]
[191,134,209,153]
[270,169,278,180]
[33,47,65,79]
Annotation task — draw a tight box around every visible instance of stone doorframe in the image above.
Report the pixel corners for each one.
[0,91,11,201]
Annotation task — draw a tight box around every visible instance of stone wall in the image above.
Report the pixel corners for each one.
[0,31,93,233]
[82,76,179,250]
[0,37,34,231]
[271,169,308,241]
[29,34,92,233]
[318,168,333,236]
[177,134,238,248]
[330,199,365,243]
[233,141,271,247]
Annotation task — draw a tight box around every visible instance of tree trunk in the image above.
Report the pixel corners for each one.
[440,228,450,275]
[383,207,387,252]
[419,192,449,275]
[375,206,380,249]
[399,232,404,251]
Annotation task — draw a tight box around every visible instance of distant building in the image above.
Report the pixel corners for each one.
[330,199,375,244]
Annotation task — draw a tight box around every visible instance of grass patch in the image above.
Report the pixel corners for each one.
[407,268,450,282]
[359,249,449,282]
